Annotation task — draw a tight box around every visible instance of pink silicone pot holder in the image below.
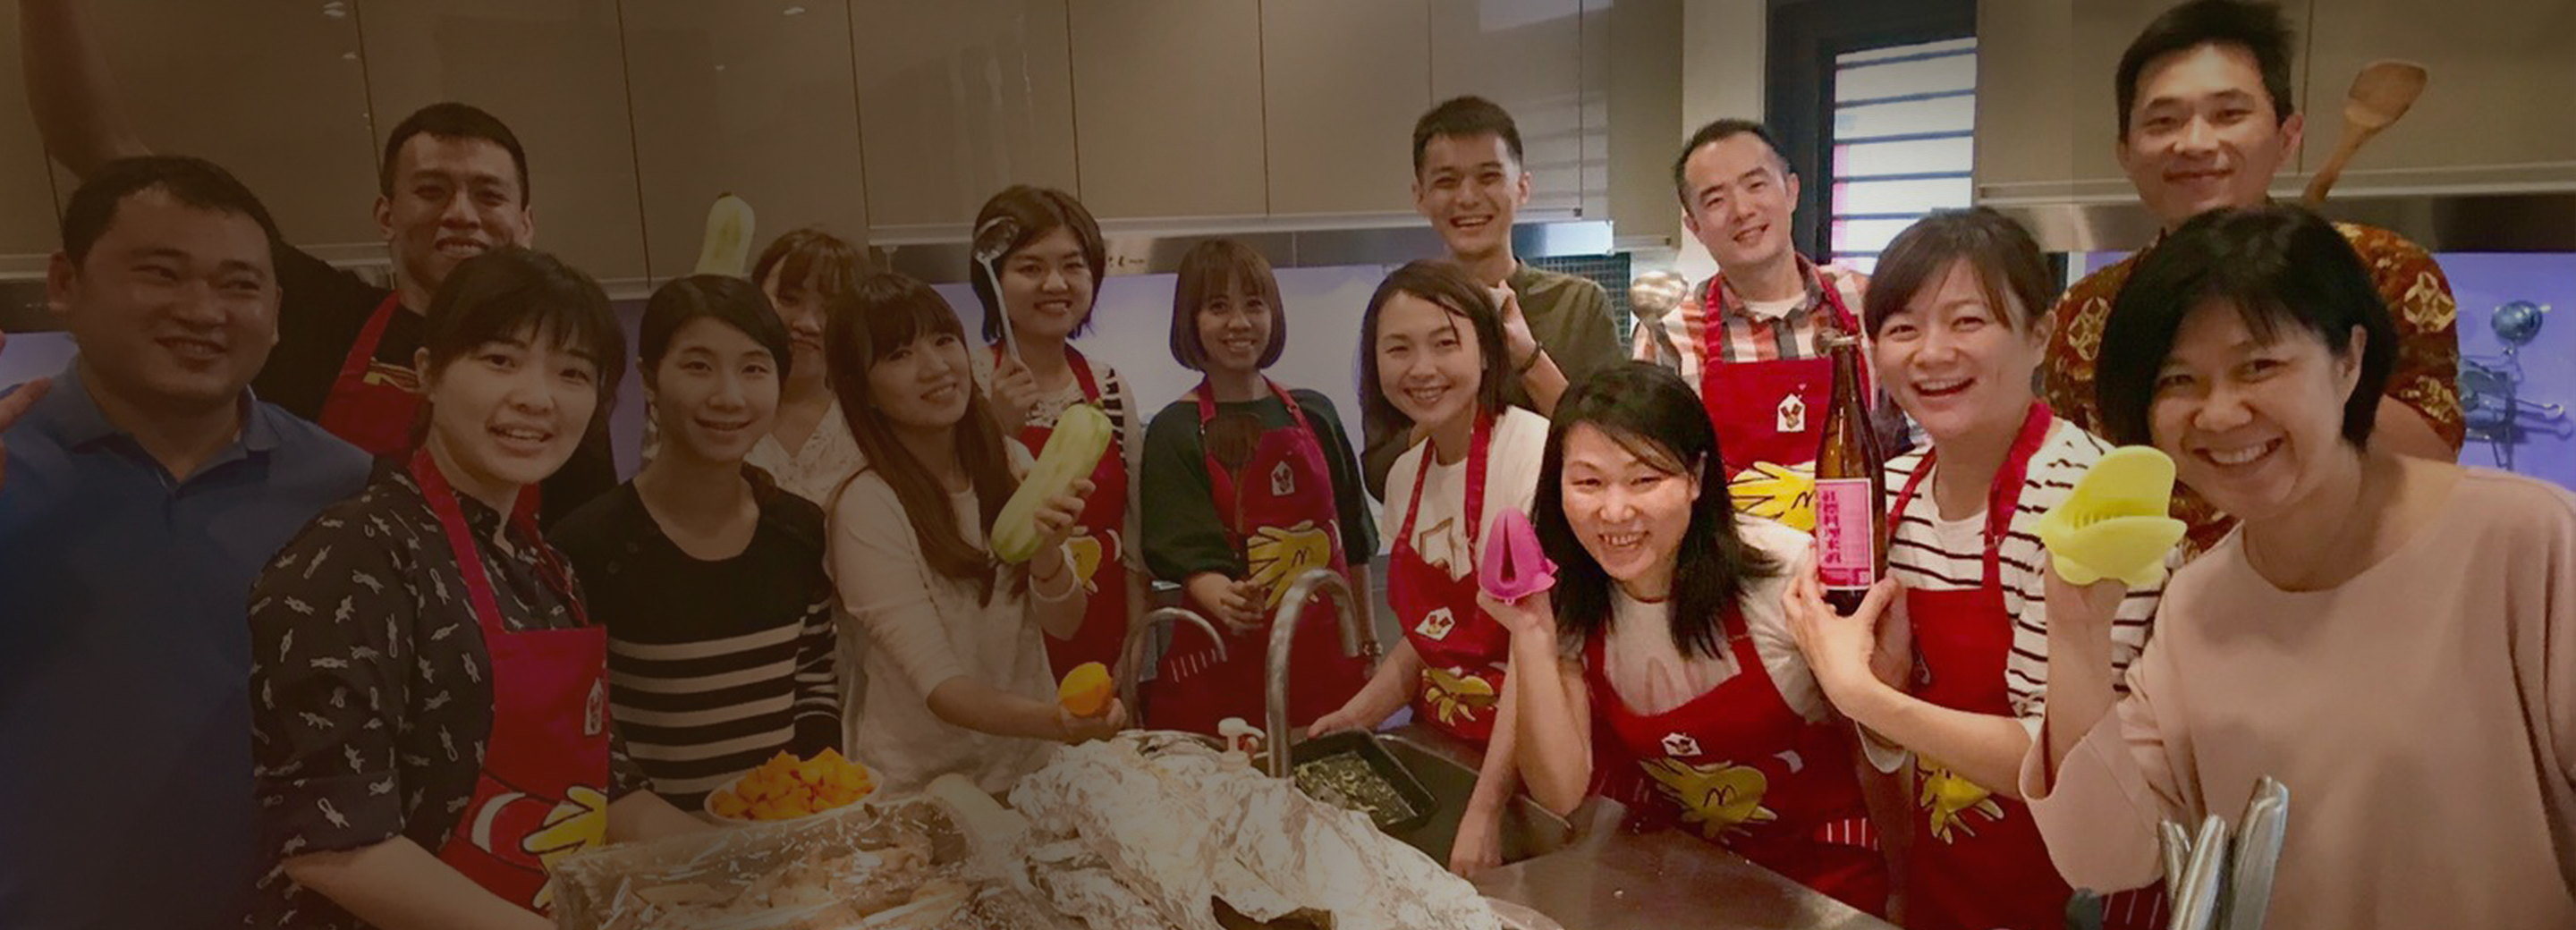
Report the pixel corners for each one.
[1479,507,1557,602]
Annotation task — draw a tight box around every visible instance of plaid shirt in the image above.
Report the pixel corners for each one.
[1631,258,1873,387]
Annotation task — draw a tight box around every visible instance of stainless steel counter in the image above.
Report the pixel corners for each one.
[1473,810,1896,930]
[1372,723,1897,930]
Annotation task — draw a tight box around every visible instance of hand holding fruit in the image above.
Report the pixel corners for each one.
[1055,663,1128,742]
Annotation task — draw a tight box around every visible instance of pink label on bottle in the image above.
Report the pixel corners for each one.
[1814,478,1875,588]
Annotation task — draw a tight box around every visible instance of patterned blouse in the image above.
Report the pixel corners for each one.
[2041,222,2463,555]
[244,465,646,929]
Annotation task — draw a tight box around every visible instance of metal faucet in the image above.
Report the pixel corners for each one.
[1264,567,1382,777]
[1117,606,1227,720]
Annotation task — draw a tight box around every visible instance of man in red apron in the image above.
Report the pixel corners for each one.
[1631,120,1882,532]
[1148,381,1369,732]
[1581,613,1887,917]
[1000,346,1134,680]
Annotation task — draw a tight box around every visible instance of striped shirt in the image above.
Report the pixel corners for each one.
[1883,419,2164,738]
[1631,258,1873,388]
[552,479,841,808]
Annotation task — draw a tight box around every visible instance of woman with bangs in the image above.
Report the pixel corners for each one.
[824,271,1122,795]
[1780,208,2165,930]
[2025,205,2576,930]
[968,186,1142,681]
[247,248,705,930]
[1493,362,1888,917]
[552,275,841,816]
[744,227,871,506]
[1309,259,1547,875]
[1140,239,1376,735]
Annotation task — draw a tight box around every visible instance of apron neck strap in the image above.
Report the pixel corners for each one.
[407,449,584,632]
[1395,411,1496,552]
[1889,402,2055,588]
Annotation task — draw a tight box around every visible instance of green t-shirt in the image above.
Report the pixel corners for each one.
[1141,387,1378,582]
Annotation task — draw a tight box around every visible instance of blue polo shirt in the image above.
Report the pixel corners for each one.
[0,365,369,930]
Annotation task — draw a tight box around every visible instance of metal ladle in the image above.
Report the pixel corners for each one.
[971,216,1025,365]
[1628,269,1690,367]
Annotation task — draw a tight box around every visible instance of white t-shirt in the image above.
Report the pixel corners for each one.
[1742,295,1807,321]
[1377,406,1552,581]
[1598,517,1826,720]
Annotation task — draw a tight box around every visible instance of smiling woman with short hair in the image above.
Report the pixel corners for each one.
[2023,205,2576,930]
[247,248,706,930]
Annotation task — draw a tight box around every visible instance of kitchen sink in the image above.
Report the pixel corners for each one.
[1366,726,1580,867]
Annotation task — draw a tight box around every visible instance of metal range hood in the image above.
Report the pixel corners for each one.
[0,216,1615,334]
[1988,184,2576,256]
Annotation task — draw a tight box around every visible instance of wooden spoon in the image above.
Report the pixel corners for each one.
[2302,59,2428,205]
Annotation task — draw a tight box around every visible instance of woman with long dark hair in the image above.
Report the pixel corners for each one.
[823,271,1120,794]
[1308,259,1546,875]
[1495,361,1887,917]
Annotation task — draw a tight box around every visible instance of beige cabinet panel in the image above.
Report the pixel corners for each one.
[2304,0,2576,186]
[0,13,63,257]
[1260,0,1429,216]
[852,0,1080,231]
[1428,0,1586,214]
[1974,0,2080,201]
[1066,0,1267,220]
[47,0,377,247]
[1607,0,1682,245]
[622,1,869,281]
[357,0,650,283]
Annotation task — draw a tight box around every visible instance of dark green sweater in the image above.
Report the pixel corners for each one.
[1141,388,1378,581]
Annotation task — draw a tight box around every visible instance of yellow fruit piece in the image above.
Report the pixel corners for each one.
[709,790,748,818]
[1057,662,1114,718]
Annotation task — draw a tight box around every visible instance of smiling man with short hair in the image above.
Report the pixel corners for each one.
[2040,0,2463,555]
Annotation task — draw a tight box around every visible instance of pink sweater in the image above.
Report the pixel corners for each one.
[2021,468,2576,930]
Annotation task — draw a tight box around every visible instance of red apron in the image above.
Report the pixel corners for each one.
[1891,403,2165,930]
[411,451,610,914]
[1389,415,1512,744]
[1697,271,1866,530]
[1146,380,1368,733]
[325,295,545,522]
[1005,347,1132,679]
[318,294,421,455]
[1584,616,1888,918]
